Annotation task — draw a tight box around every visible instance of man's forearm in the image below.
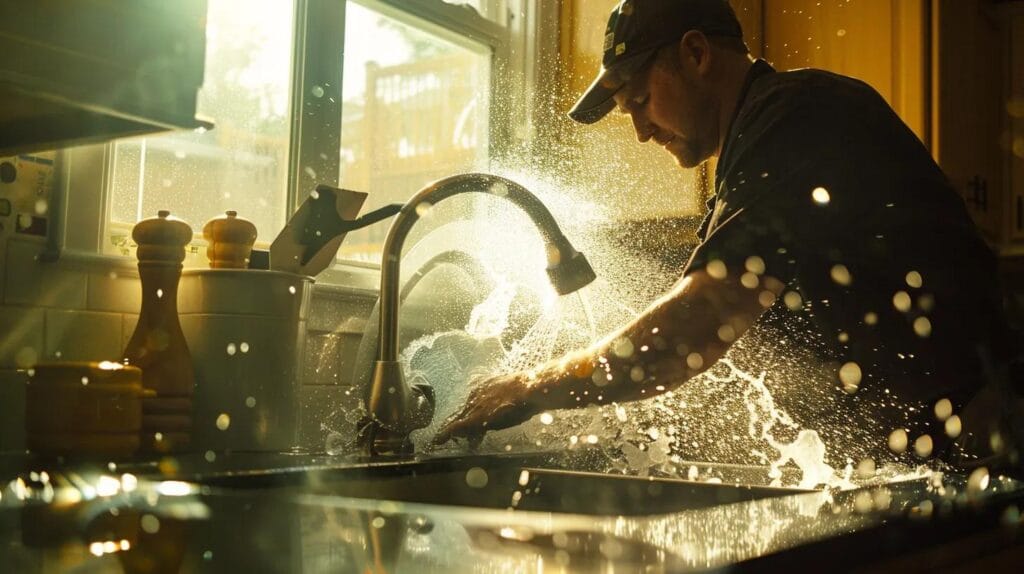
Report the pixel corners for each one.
[524,269,782,411]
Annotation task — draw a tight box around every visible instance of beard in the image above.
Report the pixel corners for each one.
[665,137,704,168]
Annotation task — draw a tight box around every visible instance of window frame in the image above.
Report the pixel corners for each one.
[54,0,558,290]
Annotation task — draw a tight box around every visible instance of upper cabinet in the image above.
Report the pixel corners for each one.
[0,0,209,156]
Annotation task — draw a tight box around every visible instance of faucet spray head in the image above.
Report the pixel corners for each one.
[547,247,597,295]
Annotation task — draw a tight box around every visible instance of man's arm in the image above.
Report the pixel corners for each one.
[434,266,784,443]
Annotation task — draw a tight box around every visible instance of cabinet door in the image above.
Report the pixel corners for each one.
[761,0,929,141]
[933,0,1005,244]
[1010,13,1024,242]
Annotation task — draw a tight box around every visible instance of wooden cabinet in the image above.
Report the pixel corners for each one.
[932,0,1009,249]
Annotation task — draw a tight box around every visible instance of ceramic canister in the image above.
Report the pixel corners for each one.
[178,269,313,452]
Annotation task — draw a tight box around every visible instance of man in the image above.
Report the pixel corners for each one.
[436,0,1019,468]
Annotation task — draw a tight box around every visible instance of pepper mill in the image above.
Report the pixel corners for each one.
[123,210,195,453]
[202,210,258,268]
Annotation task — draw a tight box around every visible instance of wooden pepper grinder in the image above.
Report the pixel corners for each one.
[123,210,195,453]
[202,210,257,268]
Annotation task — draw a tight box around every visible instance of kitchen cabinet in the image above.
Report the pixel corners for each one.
[0,0,209,156]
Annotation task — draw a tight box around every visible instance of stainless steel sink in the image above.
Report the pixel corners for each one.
[185,452,809,516]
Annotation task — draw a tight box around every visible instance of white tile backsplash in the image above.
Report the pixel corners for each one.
[44,309,123,362]
[4,238,87,308]
[87,269,141,313]
[0,305,44,368]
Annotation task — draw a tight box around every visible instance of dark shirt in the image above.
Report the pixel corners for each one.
[684,60,1008,448]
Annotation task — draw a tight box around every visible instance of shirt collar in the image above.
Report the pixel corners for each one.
[714,58,776,184]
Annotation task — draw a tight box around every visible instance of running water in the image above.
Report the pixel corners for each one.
[576,289,599,344]
[319,170,928,489]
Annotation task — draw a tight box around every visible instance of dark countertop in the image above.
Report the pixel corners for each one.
[1,450,1023,572]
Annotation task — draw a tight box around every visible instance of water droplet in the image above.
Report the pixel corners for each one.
[415,201,433,217]
[830,264,852,286]
[905,271,923,288]
[914,434,934,458]
[226,343,237,356]
[758,290,777,307]
[203,550,213,560]
[864,311,878,325]
[204,450,216,462]
[967,467,990,493]
[245,396,256,408]
[215,413,231,431]
[489,182,509,196]
[240,342,250,353]
[310,189,320,200]
[934,398,953,421]
[81,376,89,385]
[611,337,634,358]
[945,415,962,438]
[856,458,876,478]
[717,324,736,342]
[371,516,386,529]
[812,187,831,204]
[913,317,932,338]
[288,285,297,295]
[140,514,160,534]
[539,412,554,425]
[838,332,850,343]
[630,365,645,382]
[888,428,908,453]
[854,491,874,513]
[311,84,325,98]
[837,29,847,37]
[465,467,488,488]
[706,259,728,279]
[745,256,766,275]
[893,291,912,312]
[784,291,803,310]
[303,166,317,179]
[34,199,47,215]
[839,362,862,393]
[156,288,164,299]
[741,272,759,289]
[586,435,599,444]
[686,352,704,370]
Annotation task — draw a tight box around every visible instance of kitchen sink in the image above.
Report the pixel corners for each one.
[183,452,809,516]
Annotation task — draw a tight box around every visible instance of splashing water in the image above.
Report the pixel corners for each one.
[576,290,599,344]
[317,169,927,489]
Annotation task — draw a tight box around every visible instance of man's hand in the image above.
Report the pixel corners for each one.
[433,372,539,446]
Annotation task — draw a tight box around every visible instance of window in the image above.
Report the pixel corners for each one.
[337,1,492,261]
[106,0,295,255]
[92,0,528,269]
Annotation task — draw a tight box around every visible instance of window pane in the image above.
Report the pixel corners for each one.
[444,0,508,26]
[108,0,295,253]
[338,2,492,263]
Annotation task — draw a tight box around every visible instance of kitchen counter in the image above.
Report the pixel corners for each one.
[1,450,1022,572]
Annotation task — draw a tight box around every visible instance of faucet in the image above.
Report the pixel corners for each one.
[357,173,597,455]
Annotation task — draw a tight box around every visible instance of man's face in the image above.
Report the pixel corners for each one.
[612,41,718,168]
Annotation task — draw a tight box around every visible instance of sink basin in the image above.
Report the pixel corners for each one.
[185,452,809,516]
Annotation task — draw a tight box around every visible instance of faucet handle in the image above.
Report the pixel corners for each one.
[408,382,436,431]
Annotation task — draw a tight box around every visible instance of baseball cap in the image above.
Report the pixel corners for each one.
[568,0,744,124]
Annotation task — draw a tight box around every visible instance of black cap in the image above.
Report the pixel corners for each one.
[568,0,743,124]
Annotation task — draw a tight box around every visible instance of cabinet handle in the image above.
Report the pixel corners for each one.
[966,175,988,212]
